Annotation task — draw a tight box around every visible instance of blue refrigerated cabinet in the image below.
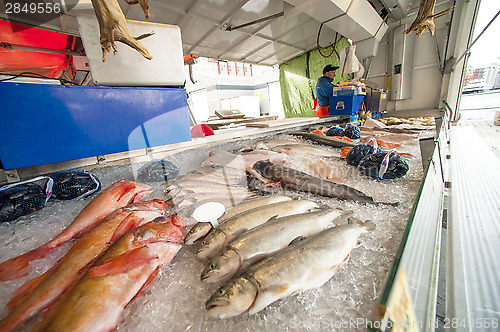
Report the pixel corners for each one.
[0,82,191,169]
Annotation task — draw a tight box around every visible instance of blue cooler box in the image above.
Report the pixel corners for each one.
[329,95,365,116]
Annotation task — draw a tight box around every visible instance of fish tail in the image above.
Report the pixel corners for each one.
[0,245,52,281]
[347,217,376,231]
[7,270,50,310]
[0,286,60,332]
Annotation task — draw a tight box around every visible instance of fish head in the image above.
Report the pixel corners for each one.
[184,222,213,245]
[196,230,226,260]
[133,215,185,244]
[127,199,169,214]
[201,249,240,284]
[110,180,153,205]
[252,160,276,179]
[205,276,257,319]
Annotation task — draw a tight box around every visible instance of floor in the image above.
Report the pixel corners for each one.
[436,93,500,331]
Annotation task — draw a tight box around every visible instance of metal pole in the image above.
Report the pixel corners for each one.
[451,9,500,71]
[226,12,284,31]
[0,42,84,56]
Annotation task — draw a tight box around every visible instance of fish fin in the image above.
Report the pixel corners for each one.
[0,245,52,281]
[347,217,376,231]
[288,236,306,246]
[7,270,50,310]
[110,213,141,242]
[89,247,157,277]
[170,214,186,228]
[266,284,290,296]
[130,266,161,303]
[265,215,279,223]
[336,254,350,271]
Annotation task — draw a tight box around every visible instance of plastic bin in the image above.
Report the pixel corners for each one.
[329,95,365,116]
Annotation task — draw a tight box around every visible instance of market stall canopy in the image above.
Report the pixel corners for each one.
[0,0,391,66]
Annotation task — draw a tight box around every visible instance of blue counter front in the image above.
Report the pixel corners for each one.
[0,83,191,169]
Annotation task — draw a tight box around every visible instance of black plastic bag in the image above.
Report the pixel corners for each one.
[344,125,361,139]
[358,151,409,179]
[0,180,50,222]
[326,127,344,137]
[137,159,179,182]
[50,170,101,200]
[346,144,383,166]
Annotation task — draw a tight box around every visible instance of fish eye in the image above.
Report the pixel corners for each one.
[210,264,216,269]
[218,289,225,296]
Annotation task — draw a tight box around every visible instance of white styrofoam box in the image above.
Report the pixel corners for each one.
[77,14,184,86]
[324,0,384,42]
[221,96,260,118]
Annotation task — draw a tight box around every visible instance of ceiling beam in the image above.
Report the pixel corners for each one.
[187,0,251,53]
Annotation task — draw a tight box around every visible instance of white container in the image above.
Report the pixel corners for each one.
[221,96,261,118]
[77,14,184,86]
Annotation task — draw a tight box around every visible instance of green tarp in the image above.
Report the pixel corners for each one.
[279,38,351,117]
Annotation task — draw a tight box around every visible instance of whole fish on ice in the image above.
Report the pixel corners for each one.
[184,195,292,245]
[253,160,375,204]
[31,215,185,332]
[0,200,172,332]
[201,149,286,170]
[201,208,352,283]
[196,199,318,260]
[205,218,375,318]
[253,138,301,150]
[0,180,152,281]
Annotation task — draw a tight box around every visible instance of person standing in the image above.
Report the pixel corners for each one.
[315,64,339,117]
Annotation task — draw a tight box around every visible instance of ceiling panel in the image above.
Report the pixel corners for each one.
[3,0,387,66]
[228,0,284,27]
[258,12,314,39]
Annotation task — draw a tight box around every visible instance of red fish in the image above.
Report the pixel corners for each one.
[32,215,185,332]
[0,200,171,332]
[0,180,152,282]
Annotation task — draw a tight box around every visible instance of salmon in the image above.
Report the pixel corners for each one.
[206,218,375,318]
[0,199,170,332]
[32,215,185,332]
[0,180,152,282]
[197,199,318,260]
[184,195,292,245]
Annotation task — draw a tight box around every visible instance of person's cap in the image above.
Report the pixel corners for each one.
[323,64,340,74]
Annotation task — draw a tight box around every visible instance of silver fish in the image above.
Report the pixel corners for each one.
[201,208,352,283]
[253,138,301,150]
[196,200,318,260]
[184,195,292,245]
[205,218,375,318]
